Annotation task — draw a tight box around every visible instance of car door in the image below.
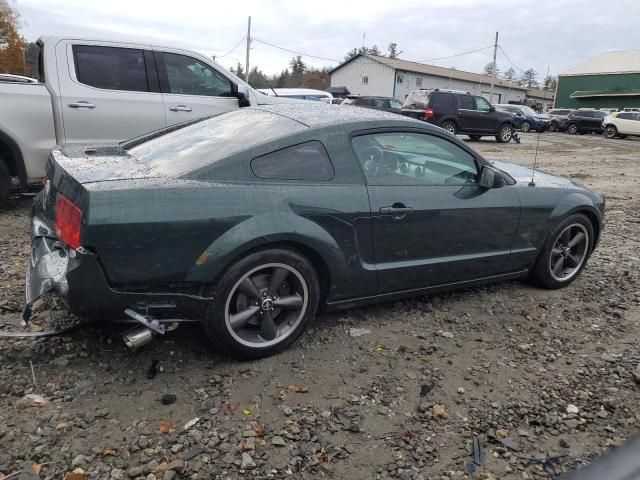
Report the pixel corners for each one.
[631,113,640,135]
[457,95,495,133]
[154,49,239,125]
[57,42,167,144]
[351,129,520,293]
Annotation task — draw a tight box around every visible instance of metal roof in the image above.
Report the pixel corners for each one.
[330,54,528,90]
[561,50,640,76]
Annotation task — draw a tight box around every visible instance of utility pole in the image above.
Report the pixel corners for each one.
[245,16,251,83]
[489,31,498,104]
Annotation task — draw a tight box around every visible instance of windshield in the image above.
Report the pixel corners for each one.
[519,106,538,116]
[128,109,306,176]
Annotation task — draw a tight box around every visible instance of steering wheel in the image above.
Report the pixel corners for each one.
[362,146,399,176]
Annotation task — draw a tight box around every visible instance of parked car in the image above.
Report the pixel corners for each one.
[546,108,575,132]
[494,104,551,133]
[563,109,607,134]
[400,88,516,143]
[0,36,295,206]
[341,95,403,113]
[602,111,640,139]
[26,104,604,359]
[257,88,333,103]
[0,73,37,84]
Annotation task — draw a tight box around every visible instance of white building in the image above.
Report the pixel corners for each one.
[330,54,528,105]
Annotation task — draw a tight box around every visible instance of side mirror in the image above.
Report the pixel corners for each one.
[479,166,506,189]
[489,105,495,112]
[237,91,251,108]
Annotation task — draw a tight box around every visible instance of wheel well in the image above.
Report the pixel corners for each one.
[214,241,332,306]
[577,210,601,251]
[0,130,26,185]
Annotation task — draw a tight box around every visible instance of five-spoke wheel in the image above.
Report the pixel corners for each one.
[548,224,589,283]
[225,263,308,348]
[203,248,319,359]
[529,213,594,289]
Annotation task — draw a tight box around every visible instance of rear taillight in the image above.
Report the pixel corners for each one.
[55,194,83,249]
[424,107,435,120]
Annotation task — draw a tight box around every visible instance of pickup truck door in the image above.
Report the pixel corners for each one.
[153,49,239,125]
[56,41,167,144]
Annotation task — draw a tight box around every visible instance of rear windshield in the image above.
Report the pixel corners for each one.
[402,90,430,108]
[128,109,306,176]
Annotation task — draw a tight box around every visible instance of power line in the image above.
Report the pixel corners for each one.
[218,35,247,58]
[416,45,494,64]
[252,38,341,62]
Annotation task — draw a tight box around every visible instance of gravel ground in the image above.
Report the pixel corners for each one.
[1,132,639,480]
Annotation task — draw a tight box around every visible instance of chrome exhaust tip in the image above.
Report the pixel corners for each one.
[122,326,153,349]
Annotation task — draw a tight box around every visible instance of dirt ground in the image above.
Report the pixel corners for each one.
[1,132,639,480]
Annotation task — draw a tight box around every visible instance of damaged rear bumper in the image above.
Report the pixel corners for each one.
[25,216,213,322]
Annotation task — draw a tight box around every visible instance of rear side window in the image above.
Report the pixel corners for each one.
[251,141,334,181]
[618,112,633,120]
[429,93,455,109]
[459,95,474,110]
[73,45,149,92]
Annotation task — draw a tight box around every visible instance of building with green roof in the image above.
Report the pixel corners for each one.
[555,50,640,110]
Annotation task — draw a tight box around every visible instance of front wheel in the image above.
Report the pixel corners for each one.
[528,213,594,289]
[603,125,617,139]
[548,122,558,132]
[520,121,531,132]
[567,123,579,134]
[495,124,513,143]
[441,121,457,135]
[202,248,320,359]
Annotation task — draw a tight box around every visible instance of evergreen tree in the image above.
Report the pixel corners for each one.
[520,68,538,88]
[483,61,499,77]
[387,43,401,58]
[502,67,516,82]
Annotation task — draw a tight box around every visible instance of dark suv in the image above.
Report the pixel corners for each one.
[563,110,607,134]
[342,95,403,114]
[400,89,515,142]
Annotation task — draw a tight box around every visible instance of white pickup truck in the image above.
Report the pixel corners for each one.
[0,36,289,205]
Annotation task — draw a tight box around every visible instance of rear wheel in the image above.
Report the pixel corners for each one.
[495,124,513,143]
[0,159,10,207]
[441,121,457,135]
[520,121,531,132]
[202,248,319,359]
[528,213,594,289]
[603,125,617,139]
[567,123,579,134]
[468,135,482,141]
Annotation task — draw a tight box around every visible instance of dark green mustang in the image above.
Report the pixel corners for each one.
[26,104,604,358]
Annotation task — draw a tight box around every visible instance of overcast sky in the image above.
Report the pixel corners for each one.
[13,0,640,80]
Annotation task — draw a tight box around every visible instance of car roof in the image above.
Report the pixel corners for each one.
[254,103,429,129]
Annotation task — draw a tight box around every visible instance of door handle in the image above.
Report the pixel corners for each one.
[68,101,95,109]
[380,205,413,217]
[169,105,193,112]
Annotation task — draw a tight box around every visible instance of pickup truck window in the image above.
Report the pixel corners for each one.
[160,52,234,97]
[72,45,150,92]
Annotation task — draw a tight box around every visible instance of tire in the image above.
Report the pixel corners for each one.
[468,135,482,141]
[202,248,320,359]
[441,120,457,135]
[567,123,579,135]
[603,125,617,139]
[495,124,513,143]
[528,213,594,289]
[520,121,531,132]
[0,159,10,207]
[548,122,558,132]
